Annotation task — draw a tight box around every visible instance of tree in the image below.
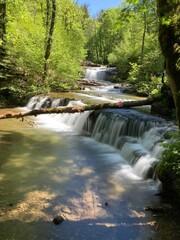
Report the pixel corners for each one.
[86,8,121,64]
[3,0,86,92]
[0,0,6,60]
[108,0,163,96]
[48,0,86,90]
[125,0,180,126]
[44,0,56,80]
[157,0,180,128]
[0,96,162,120]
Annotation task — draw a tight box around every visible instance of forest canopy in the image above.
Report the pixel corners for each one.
[0,0,179,100]
[0,0,86,93]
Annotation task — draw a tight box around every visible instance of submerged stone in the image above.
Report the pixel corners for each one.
[53,215,64,225]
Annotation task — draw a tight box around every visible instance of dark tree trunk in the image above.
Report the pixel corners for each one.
[0,2,6,60]
[43,0,56,80]
[45,0,50,38]
[157,0,180,127]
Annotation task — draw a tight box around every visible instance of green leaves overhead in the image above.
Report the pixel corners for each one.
[126,0,139,4]
[4,0,87,91]
[2,0,178,97]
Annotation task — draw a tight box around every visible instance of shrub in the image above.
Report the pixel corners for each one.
[157,133,180,195]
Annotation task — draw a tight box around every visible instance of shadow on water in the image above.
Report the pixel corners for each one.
[0,115,180,239]
[0,128,160,240]
[0,218,156,240]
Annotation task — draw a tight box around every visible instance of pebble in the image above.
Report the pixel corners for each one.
[53,215,64,225]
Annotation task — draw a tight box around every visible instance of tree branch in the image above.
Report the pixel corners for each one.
[0,96,162,120]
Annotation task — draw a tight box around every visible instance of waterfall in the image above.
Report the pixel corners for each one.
[82,109,169,178]
[84,67,117,81]
[26,96,90,132]
[26,96,72,109]
[84,67,107,81]
[26,96,173,179]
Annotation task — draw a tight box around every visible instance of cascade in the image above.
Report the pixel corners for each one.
[84,67,107,81]
[84,66,117,81]
[26,96,90,132]
[26,95,73,109]
[83,109,168,178]
[26,96,172,179]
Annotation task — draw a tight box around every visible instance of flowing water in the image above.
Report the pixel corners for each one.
[0,67,179,239]
[81,66,146,103]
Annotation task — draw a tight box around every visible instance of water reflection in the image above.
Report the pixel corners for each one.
[0,108,178,240]
[0,121,159,239]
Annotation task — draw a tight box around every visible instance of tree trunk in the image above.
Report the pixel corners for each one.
[45,0,50,38]
[140,12,147,64]
[157,0,180,127]
[0,2,6,60]
[0,96,162,120]
[43,0,56,80]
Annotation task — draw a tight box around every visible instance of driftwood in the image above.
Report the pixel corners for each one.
[0,96,161,120]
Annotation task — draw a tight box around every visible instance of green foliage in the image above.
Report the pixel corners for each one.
[157,133,180,194]
[106,0,164,96]
[108,12,143,79]
[86,8,122,64]
[4,0,86,93]
[2,0,177,99]
[161,134,180,175]
[126,0,139,4]
[6,2,45,75]
[46,0,86,88]
[128,47,164,95]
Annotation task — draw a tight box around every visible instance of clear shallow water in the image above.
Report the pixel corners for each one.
[0,66,179,239]
[0,109,162,240]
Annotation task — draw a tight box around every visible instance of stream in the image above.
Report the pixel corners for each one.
[0,67,180,239]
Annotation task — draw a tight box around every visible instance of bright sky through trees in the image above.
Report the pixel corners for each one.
[76,0,123,16]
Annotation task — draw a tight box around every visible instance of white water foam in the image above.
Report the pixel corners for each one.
[24,96,168,180]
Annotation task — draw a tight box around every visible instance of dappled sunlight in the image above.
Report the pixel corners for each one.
[51,173,70,184]
[1,190,56,222]
[53,184,108,222]
[0,127,79,226]
[104,180,125,200]
[0,173,6,181]
[0,108,161,239]
[77,167,94,176]
[0,125,110,227]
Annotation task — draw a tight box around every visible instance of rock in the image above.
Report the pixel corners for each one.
[53,215,64,225]
[7,203,13,207]
[97,203,102,207]
[61,206,71,214]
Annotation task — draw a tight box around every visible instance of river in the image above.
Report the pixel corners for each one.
[0,67,180,239]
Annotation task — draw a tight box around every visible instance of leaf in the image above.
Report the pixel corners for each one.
[161,16,172,25]
[140,7,148,13]
[126,0,139,4]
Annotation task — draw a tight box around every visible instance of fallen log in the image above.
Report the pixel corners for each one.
[0,96,162,120]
